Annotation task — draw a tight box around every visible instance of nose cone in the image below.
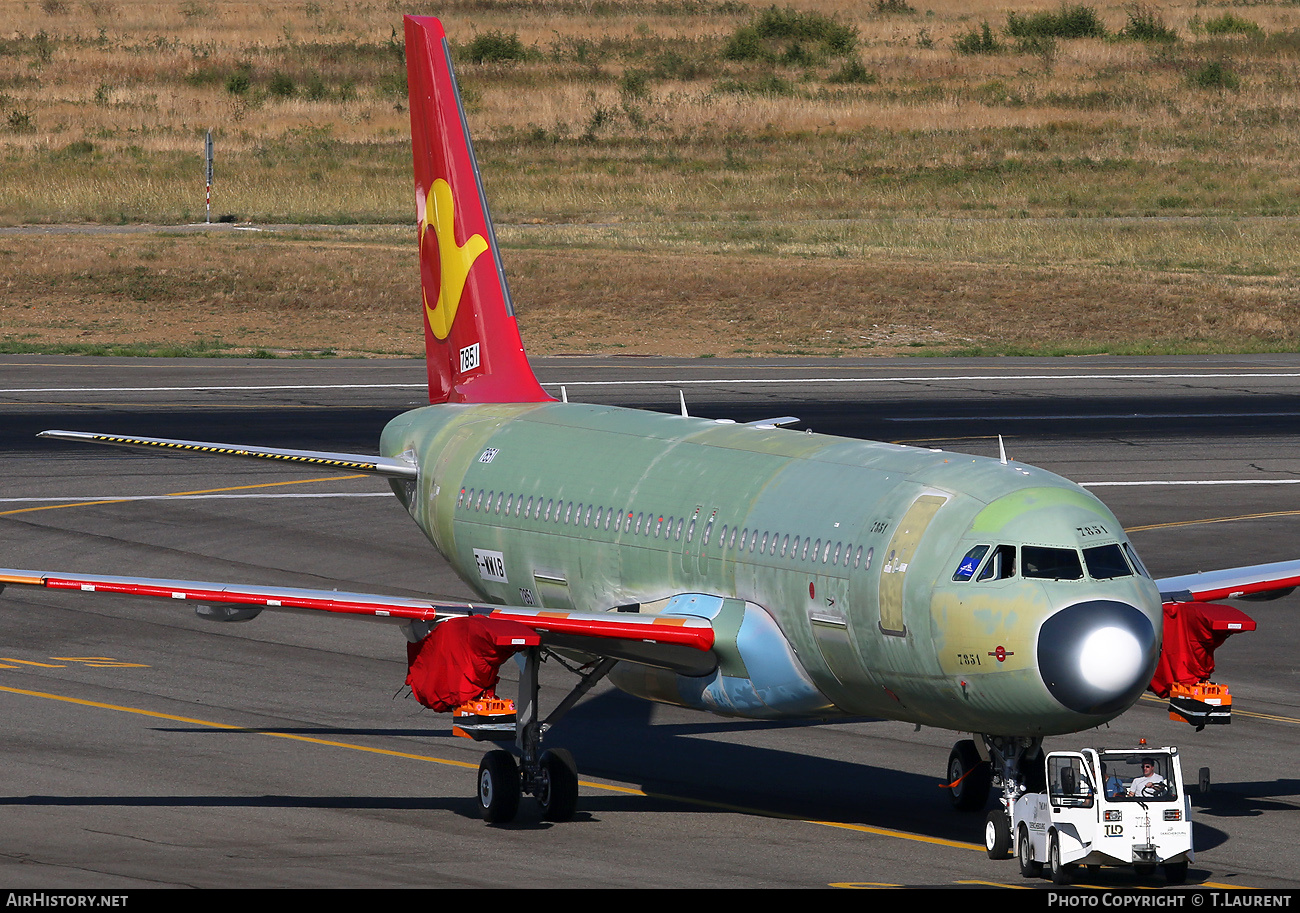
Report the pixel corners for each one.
[1037,600,1158,716]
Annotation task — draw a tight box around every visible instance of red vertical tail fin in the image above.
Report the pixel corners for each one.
[404,16,552,405]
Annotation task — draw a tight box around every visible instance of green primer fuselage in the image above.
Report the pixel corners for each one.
[381,401,1163,736]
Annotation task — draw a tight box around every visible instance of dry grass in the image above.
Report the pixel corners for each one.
[4,1,1300,220]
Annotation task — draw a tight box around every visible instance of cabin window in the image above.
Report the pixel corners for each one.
[687,517,695,541]
[1084,544,1133,579]
[800,538,810,560]
[702,518,714,545]
[1022,546,1083,581]
[863,547,873,570]
[977,544,1016,581]
[853,545,862,568]
[780,534,789,557]
[833,542,842,564]
[457,489,466,508]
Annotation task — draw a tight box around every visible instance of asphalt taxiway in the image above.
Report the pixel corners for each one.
[0,354,1298,888]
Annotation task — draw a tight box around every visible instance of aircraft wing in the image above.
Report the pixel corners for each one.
[1156,557,1300,603]
[0,568,716,674]
[37,430,418,479]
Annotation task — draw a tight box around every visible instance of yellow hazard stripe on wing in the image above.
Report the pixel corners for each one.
[75,434,389,473]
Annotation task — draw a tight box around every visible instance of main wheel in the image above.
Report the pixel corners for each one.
[537,748,579,822]
[947,740,991,811]
[477,749,521,824]
[1049,833,1073,886]
[1018,826,1042,878]
[1164,860,1189,885]
[985,808,1012,860]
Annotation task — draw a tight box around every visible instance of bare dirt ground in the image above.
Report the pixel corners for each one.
[2,223,1296,359]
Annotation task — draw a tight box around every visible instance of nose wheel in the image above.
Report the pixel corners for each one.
[946,739,992,810]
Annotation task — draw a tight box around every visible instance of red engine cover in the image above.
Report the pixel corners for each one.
[1149,601,1256,698]
[405,615,540,711]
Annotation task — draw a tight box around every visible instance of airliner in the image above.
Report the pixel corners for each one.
[3,16,1294,830]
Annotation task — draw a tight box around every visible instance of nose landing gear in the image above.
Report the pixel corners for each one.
[946,734,1045,813]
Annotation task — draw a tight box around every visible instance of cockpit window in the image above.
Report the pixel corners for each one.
[1084,544,1133,579]
[1123,542,1152,579]
[976,544,1016,581]
[953,545,989,581]
[1022,546,1083,581]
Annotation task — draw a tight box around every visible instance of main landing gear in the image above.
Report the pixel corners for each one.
[467,647,616,824]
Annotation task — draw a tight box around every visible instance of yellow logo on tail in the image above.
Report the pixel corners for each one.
[420,178,489,340]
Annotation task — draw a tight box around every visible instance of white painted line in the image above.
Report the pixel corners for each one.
[5,481,1297,504]
[3,371,1300,395]
[0,384,424,393]
[888,411,1300,422]
[1081,480,1300,487]
[0,494,392,504]
[546,373,1300,387]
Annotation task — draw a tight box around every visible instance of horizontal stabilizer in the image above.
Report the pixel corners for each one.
[38,430,418,479]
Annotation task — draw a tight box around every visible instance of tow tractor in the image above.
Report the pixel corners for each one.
[984,744,1194,885]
